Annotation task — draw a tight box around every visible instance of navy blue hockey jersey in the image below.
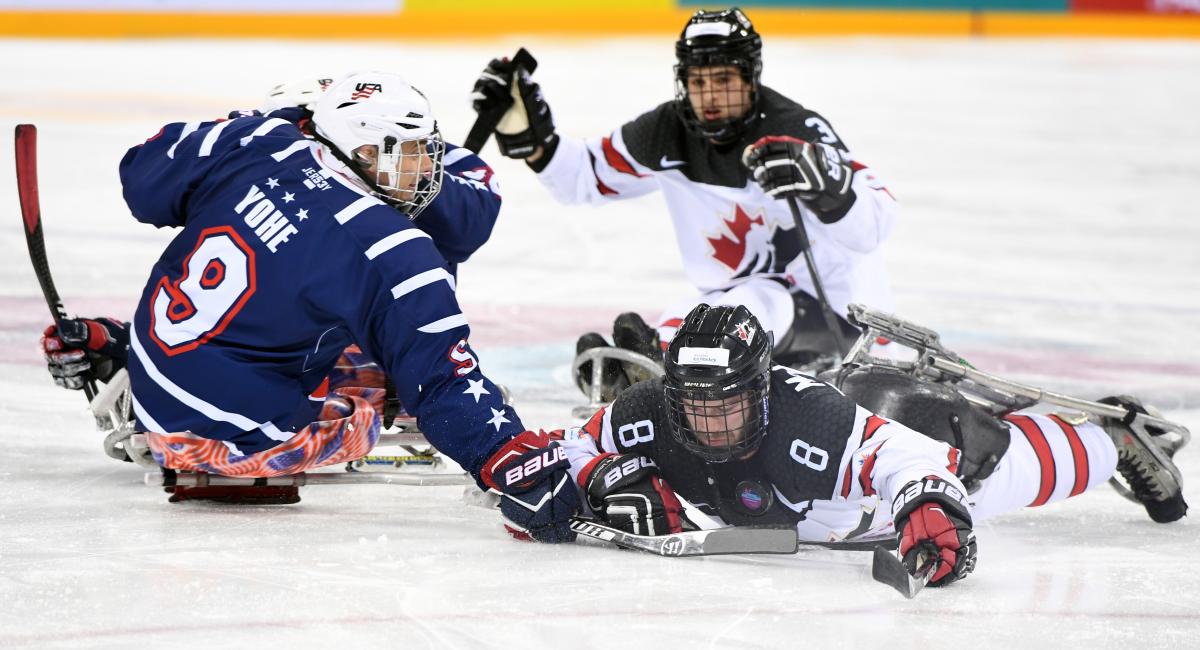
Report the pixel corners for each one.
[119,115,521,478]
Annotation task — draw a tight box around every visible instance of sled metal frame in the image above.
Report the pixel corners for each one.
[843,304,1191,503]
[570,347,665,419]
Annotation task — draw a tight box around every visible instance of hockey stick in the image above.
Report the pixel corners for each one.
[15,124,97,401]
[463,48,538,154]
[870,546,936,598]
[783,194,850,357]
[570,517,895,556]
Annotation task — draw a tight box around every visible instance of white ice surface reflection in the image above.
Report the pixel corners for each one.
[0,37,1198,648]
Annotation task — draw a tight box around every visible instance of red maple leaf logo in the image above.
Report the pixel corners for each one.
[706,204,764,272]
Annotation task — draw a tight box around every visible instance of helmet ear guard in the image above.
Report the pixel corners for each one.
[673,7,763,141]
[311,71,445,219]
[664,304,772,463]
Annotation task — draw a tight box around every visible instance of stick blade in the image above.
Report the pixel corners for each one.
[699,527,799,556]
[15,123,41,236]
[871,546,925,598]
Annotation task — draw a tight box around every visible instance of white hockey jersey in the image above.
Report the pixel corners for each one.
[534,88,899,317]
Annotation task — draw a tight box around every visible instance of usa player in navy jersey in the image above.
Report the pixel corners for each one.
[556,304,1187,586]
[40,71,580,542]
[471,7,898,398]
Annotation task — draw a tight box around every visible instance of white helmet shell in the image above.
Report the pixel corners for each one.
[261,77,333,113]
[311,71,444,217]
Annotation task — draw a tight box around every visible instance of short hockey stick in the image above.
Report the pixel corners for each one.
[14,124,97,400]
[870,546,936,598]
[783,194,850,357]
[569,517,895,556]
[463,48,538,154]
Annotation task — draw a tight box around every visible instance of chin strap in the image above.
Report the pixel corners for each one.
[311,134,412,216]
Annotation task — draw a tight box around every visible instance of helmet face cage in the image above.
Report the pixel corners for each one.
[665,370,770,463]
[663,303,773,463]
[311,71,445,219]
[673,8,763,141]
[370,130,446,219]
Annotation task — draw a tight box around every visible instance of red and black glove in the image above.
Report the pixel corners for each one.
[892,477,977,587]
[580,453,682,537]
[41,317,129,390]
[481,430,581,543]
[741,135,855,222]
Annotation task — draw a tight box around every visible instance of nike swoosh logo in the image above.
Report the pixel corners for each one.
[659,156,686,169]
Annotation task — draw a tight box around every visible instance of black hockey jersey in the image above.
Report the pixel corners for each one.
[560,366,967,542]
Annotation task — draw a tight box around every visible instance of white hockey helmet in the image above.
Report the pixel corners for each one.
[261,77,333,113]
[311,71,445,218]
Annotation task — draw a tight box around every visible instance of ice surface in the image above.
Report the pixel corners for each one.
[1,36,1198,648]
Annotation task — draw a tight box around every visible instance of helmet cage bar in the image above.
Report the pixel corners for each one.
[664,370,769,463]
[371,131,446,219]
[673,59,760,141]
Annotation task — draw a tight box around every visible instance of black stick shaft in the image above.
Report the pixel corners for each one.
[784,195,849,356]
[463,48,537,154]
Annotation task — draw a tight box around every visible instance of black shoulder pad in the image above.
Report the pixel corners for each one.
[607,378,671,454]
[754,87,850,154]
[619,102,688,171]
[760,370,857,503]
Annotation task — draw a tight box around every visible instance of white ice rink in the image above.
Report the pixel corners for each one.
[1,35,1198,648]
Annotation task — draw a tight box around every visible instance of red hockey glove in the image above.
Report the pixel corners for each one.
[41,317,129,390]
[741,135,855,222]
[892,477,977,587]
[580,453,683,536]
[481,430,581,543]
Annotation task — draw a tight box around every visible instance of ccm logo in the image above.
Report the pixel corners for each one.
[603,456,656,490]
[504,446,566,485]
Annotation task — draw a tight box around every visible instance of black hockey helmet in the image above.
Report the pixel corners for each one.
[673,7,763,141]
[664,304,772,463]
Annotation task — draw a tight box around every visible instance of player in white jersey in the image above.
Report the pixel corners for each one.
[470,7,898,396]
[555,304,1188,586]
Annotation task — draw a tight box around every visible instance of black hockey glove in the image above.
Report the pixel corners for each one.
[481,431,581,543]
[470,58,556,160]
[742,136,856,223]
[582,453,683,536]
[892,477,978,587]
[41,317,129,390]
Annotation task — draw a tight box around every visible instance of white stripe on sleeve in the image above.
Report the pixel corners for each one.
[418,314,468,333]
[166,122,199,159]
[334,196,378,224]
[198,119,235,157]
[365,229,430,260]
[442,148,474,167]
[391,268,456,300]
[272,140,313,162]
[240,118,290,146]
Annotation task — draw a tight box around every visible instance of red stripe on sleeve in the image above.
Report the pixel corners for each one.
[1049,414,1089,497]
[582,407,608,439]
[858,445,881,498]
[1006,414,1057,506]
[862,415,887,443]
[947,447,960,476]
[587,151,618,196]
[601,136,645,178]
[840,415,889,498]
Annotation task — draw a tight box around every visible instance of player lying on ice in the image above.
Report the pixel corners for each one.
[553,303,1188,586]
[470,7,899,397]
[37,71,581,539]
